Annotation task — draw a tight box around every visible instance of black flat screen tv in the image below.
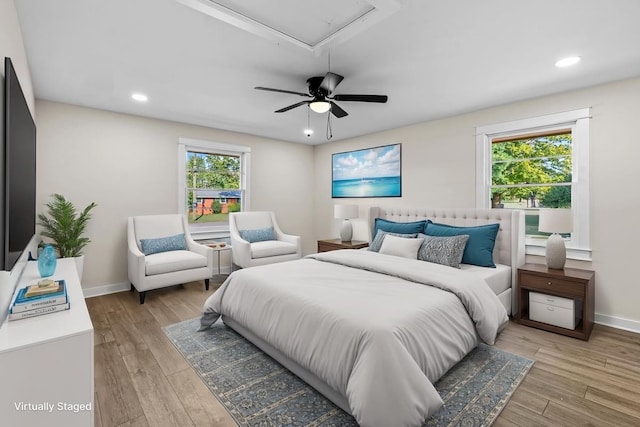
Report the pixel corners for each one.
[3,57,36,271]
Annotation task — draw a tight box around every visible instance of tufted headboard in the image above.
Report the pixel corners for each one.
[369,207,525,313]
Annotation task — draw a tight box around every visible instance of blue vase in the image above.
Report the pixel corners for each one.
[38,244,57,277]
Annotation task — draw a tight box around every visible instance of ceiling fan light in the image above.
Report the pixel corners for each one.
[309,101,331,113]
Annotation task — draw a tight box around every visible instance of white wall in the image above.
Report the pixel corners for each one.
[0,0,36,321]
[314,76,640,329]
[35,100,315,291]
[0,0,34,115]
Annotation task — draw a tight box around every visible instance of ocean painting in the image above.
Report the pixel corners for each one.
[332,143,401,198]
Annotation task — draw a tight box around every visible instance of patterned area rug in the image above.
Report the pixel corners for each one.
[163,318,533,427]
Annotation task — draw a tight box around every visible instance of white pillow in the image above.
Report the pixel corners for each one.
[378,234,424,259]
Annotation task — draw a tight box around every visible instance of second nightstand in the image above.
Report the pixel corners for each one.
[516,263,595,340]
[317,239,369,252]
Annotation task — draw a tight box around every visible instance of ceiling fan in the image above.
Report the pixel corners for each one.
[255,72,388,118]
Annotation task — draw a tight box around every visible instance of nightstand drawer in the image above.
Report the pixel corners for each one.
[520,273,584,297]
[530,292,582,329]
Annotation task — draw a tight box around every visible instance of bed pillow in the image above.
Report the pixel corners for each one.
[379,234,425,259]
[140,233,186,255]
[417,234,469,268]
[368,230,418,252]
[373,218,428,237]
[239,226,276,243]
[424,222,500,267]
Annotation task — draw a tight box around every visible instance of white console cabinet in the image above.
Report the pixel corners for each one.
[0,258,94,427]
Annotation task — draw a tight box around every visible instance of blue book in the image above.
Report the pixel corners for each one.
[11,280,68,313]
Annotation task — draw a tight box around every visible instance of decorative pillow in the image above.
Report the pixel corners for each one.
[239,226,276,243]
[373,218,428,238]
[417,234,469,268]
[140,233,186,255]
[424,222,500,267]
[368,230,418,252]
[379,234,425,259]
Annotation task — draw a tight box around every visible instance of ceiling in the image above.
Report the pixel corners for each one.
[14,0,640,145]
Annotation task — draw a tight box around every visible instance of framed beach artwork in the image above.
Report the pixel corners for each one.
[332,143,402,198]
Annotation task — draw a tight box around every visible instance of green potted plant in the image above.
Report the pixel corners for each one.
[37,194,97,280]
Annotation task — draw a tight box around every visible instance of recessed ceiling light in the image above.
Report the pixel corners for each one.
[131,93,148,102]
[555,56,581,68]
[303,129,314,137]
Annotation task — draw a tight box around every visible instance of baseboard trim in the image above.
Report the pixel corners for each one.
[595,313,640,334]
[83,281,130,298]
[81,271,232,299]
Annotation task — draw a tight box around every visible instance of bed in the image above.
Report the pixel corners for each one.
[201,207,525,427]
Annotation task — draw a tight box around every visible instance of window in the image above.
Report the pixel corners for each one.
[178,138,251,239]
[476,108,591,260]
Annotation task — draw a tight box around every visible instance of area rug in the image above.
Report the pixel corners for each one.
[163,318,533,427]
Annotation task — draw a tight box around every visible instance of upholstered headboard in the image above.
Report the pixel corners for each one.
[369,207,525,313]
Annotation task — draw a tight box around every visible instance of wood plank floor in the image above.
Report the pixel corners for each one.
[88,279,640,426]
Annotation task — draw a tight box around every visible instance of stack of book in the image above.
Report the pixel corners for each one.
[9,279,69,321]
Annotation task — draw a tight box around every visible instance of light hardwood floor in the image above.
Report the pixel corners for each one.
[88,279,640,427]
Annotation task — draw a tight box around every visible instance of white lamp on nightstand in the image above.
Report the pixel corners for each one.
[538,208,573,270]
[334,204,359,242]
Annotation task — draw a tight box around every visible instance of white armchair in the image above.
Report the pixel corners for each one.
[229,211,301,268]
[127,214,214,304]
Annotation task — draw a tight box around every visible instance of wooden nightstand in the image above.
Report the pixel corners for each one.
[516,263,595,340]
[317,239,369,252]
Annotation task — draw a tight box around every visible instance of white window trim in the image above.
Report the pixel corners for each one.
[178,137,251,239]
[475,108,591,260]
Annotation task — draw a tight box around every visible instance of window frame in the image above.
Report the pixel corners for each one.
[178,137,251,239]
[475,108,591,260]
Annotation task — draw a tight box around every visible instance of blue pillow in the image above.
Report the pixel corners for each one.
[424,222,500,267]
[140,233,187,255]
[374,218,428,237]
[239,227,276,243]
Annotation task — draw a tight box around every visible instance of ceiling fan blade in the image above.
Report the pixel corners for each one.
[319,72,344,94]
[330,101,348,118]
[255,86,310,97]
[275,101,310,113]
[332,94,388,103]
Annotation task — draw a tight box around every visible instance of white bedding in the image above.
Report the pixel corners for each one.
[201,250,508,427]
[459,263,512,295]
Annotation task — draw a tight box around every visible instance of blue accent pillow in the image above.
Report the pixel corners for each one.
[140,233,187,255]
[424,222,500,267]
[373,218,428,237]
[239,227,276,243]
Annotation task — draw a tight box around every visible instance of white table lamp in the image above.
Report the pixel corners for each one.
[538,209,573,269]
[334,205,359,242]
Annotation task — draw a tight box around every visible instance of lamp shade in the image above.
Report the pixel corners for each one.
[334,204,359,220]
[538,209,573,234]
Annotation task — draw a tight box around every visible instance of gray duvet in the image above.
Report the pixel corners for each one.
[201,249,508,427]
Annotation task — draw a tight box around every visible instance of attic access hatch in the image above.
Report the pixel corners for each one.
[176,0,403,55]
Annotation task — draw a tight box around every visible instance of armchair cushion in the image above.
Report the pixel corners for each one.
[140,233,186,255]
[251,240,298,259]
[145,250,208,276]
[239,226,276,243]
